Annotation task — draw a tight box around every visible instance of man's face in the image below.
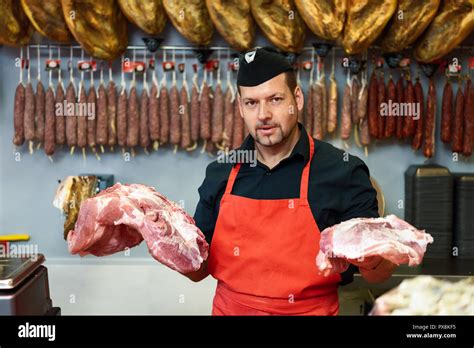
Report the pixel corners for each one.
[238,73,304,147]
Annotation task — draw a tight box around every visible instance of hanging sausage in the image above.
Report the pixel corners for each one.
[180,52,192,150]
[77,50,88,161]
[44,46,56,158]
[169,51,181,153]
[13,47,25,147]
[140,49,151,153]
[149,53,160,151]
[24,46,36,154]
[34,46,45,150]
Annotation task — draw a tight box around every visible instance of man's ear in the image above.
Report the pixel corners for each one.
[294,85,304,112]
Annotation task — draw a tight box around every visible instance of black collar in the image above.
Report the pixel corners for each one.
[238,123,311,164]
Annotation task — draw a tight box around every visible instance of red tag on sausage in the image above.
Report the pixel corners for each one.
[162,61,175,71]
[205,59,218,71]
[228,61,238,72]
[302,61,313,71]
[45,59,60,70]
[123,61,146,73]
[78,60,96,72]
[178,63,185,73]
[21,58,29,69]
[149,59,156,70]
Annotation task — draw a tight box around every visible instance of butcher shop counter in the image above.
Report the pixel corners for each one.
[338,258,474,315]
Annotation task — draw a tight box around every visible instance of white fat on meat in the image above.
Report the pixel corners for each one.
[316,215,433,277]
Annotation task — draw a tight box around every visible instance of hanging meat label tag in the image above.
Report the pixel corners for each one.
[78,60,97,72]
[45,59,60,71]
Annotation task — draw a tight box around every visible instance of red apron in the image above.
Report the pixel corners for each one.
[207,132,341,315]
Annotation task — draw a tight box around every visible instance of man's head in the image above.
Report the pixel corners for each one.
[236,47,303,147]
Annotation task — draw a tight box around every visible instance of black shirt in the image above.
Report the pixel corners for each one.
[194,124,379,285]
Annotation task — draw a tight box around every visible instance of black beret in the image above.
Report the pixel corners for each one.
[237,47,294,87]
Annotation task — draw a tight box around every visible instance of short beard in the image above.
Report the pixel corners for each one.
[254,124,286,147]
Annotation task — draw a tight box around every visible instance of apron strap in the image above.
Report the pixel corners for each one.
[299,131,315,200]
[224,163,241,195]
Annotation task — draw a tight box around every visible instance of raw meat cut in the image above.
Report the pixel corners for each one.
[316,215,433,276]
[371,276,474,315]
[67,183,209,274]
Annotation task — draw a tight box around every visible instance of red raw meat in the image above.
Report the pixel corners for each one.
[68,183,209,274]
[316,215,433,276]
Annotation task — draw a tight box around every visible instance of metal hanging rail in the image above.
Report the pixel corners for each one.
[24,44,474,51]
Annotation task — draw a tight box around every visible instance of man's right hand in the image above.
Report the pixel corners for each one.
[183,260,210,282]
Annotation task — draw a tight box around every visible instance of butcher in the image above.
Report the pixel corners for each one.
[188,47,397,315]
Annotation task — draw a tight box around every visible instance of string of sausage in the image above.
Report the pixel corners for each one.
[24,46,36,154]
[351,76,359,129]
[312,61,325,140]
[65,82,77,155]
[463,79,473,157]
[180,74,192,150]
[351,75,360,145]
[411,77,425,151]
[77,76,88,159]
[107,66,117,151]
[320,71,328,138]
[87,68,97,157]
[96,67,108,153]
[13,47,25,147]
[232,84,244,150]
[140,60,150,153]
[190,72,200,150]
[76,51,87,160]
[127,80,139,153]
[359,71,370,148]
[205,72,215,155]
[395,76,405,139]
[169,70,181,153]
[159,77,169,146]
[384,77,396,138]
[423,80,436,158]
[44,48,55,158]
[211,80,224,147]
[199,70,212,150]
[65,47,77,155]
[368,71,378,139]
[55,47,66,147]
[44,83,55,157]
[327,50,337,134]
[402,77,415,139]
[149,54,160,151]
[35,46,45,150]
[452,81,465,154]
[341,73,352,141]
[117,57,128,152]
[221,68,234,150]
[440,79,453,144]
[377,72,386,140]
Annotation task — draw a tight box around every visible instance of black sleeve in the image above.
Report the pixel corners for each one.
[338,156,379,286]
[340,156,379,221]
[193,161,230,245]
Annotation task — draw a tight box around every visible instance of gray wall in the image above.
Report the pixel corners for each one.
[1,24,473,262]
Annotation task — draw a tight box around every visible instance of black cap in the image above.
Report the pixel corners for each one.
[237,47,294,87]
